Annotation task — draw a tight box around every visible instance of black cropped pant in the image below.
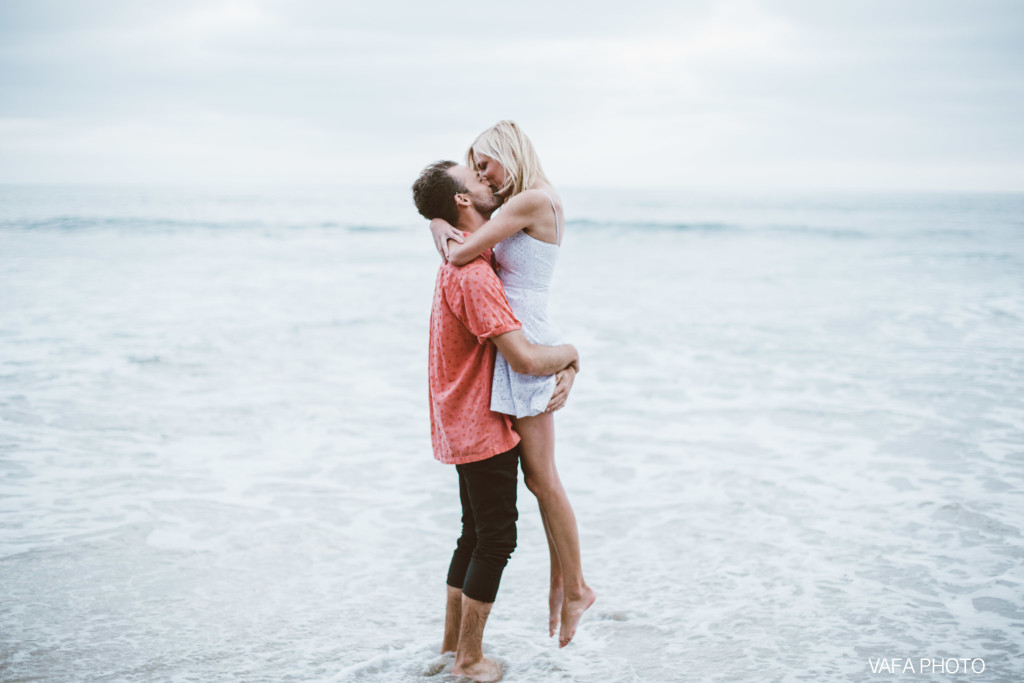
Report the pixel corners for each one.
[446,446,519,603]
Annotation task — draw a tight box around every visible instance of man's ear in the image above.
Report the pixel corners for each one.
[453,193,471,208]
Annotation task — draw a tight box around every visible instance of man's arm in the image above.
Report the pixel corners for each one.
[545,366,577,412]
[491,329,578,376]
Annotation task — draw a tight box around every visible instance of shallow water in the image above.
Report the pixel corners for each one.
[1,186,1023,681]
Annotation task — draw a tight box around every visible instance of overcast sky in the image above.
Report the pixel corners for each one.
[1,0,1022,190]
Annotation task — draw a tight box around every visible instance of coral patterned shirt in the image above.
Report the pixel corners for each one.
[429,250,522,464]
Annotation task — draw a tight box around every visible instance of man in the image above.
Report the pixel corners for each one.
[412,161,579,682]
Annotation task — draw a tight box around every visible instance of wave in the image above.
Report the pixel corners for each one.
[567,218,872,239]
[766,224,870,239]
[567,219,735,232]
[4,215,1000,242]
[0,216,406,233]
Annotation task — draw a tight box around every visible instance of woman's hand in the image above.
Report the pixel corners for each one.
[429,218,464,261]
[545,366,577,413]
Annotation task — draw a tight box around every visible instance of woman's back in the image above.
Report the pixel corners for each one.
[491,189,564,417]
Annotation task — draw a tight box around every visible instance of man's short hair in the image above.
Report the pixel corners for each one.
[412,160,466,225]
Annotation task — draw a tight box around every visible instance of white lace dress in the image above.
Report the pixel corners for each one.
[490,192,563,418]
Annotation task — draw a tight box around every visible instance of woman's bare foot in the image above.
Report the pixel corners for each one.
[558,585,596,648]
[452,655,504,682]
[548,578,564,637]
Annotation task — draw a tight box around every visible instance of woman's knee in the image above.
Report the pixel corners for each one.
[524,468,562,499]
[523,471,544,496]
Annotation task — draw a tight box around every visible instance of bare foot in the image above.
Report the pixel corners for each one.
[452,655,504,682]
[422,652,454,676]
[558,585,596,648]
[548,579,564,637]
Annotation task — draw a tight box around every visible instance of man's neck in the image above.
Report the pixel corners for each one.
[455,210,488,234]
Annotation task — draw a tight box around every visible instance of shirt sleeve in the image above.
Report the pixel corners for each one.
[447,263,521,344]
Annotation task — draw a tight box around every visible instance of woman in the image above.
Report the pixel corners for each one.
[429,120,596,648]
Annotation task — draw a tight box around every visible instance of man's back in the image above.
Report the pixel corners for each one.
[428,252,521,465]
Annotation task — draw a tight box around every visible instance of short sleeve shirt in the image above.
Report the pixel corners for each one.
[428,251,522,464]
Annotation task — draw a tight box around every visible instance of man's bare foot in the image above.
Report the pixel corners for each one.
[452,654,504,682]
[548,579,564,637]
[558,585,596,648]
[422,652,455,677]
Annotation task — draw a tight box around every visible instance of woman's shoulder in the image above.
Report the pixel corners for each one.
[507,186,560,214]
[508,184,562,243]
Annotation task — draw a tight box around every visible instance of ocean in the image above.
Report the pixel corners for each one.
[1,184,1022,681]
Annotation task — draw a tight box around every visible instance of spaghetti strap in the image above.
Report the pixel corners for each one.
[539,190,561,246]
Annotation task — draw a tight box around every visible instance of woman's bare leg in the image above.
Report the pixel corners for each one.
[515,413,596,647]
[539,508,563,637]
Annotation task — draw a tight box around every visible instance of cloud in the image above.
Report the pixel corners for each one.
[0,0,1022,189]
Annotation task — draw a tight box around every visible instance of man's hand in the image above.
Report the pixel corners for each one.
[430,218,464,262]
[545,367,577,413]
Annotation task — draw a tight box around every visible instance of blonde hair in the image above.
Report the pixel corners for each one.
[467,120,548,199]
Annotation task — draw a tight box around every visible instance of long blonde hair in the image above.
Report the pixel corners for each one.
[467,120,548,199]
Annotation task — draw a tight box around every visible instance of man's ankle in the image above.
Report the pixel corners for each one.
[454,650,482,669]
